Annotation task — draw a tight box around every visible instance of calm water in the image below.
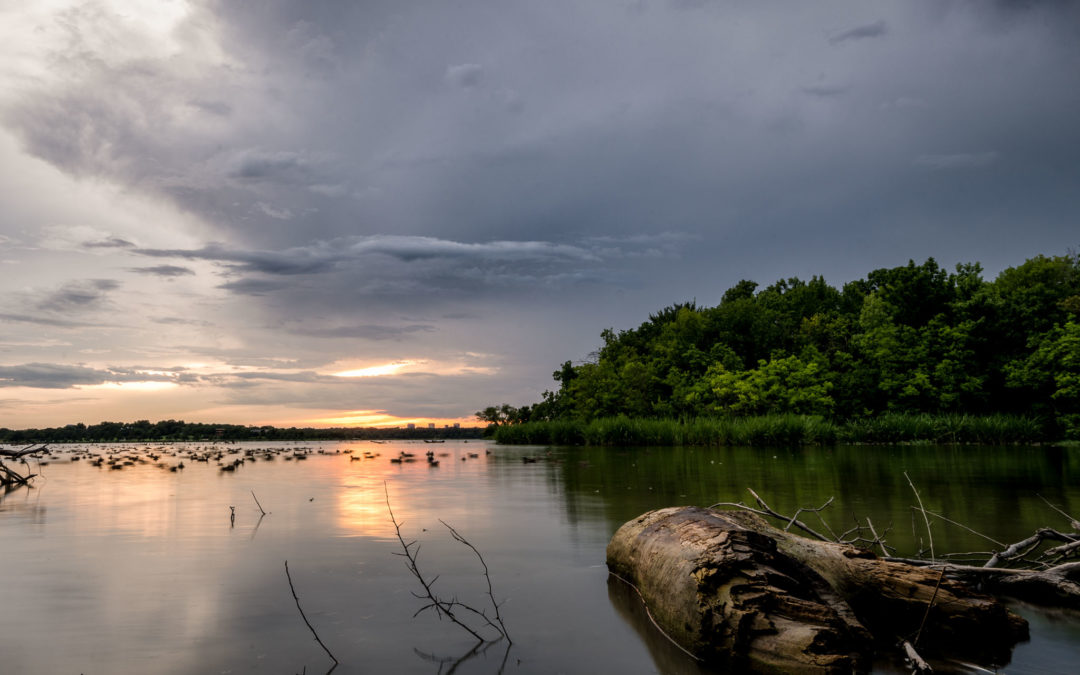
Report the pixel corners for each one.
[1,440,1078,674]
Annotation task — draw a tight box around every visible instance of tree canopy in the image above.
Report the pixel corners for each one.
[494,253,1080,439]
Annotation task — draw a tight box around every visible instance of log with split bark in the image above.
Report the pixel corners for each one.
[607,506,1030,673]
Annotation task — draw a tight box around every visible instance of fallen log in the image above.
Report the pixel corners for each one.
[607,506,1028,673]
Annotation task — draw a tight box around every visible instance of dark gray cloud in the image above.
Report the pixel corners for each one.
[829,20,888,45]
[127,265,195,278]
[291,324,436,340]
[1,0,1079,424]
[0,313,98,328]
[216,278,290,296]
[0,363,178,389]
[445,63,484,89]
[36,279,120,312]
[82,237,135,249]
[136,236,599,272]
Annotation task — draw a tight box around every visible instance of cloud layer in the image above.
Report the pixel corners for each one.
[1,0,1078,426]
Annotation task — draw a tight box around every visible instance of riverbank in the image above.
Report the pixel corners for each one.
[492,413,1051,446]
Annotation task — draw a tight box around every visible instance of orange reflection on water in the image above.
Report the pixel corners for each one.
[333,446,425,540]
[332,442,487,540]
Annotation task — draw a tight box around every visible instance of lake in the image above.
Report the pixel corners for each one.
[1,440,1078,674]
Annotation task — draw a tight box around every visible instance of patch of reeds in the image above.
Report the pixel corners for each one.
[493,413,1046,446]
[494,414,840,447]
[839,413,1047,445]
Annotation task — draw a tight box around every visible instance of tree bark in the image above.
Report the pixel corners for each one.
[607,506,1029,672]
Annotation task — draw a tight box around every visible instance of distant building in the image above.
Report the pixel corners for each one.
[453,423,460,429]
[407,423,415,430]
[427,423,435,429]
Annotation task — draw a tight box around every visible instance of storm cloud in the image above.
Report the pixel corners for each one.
[0,0,1078,426]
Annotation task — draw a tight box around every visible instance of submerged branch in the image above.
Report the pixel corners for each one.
[284,561,339,670]
[440,519,512,644]
[385,482,504,643]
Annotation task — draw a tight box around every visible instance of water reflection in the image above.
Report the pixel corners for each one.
[0,440,1077,674]
[413,640,512,675]
[607,574,711,675]
[0,484,47,524]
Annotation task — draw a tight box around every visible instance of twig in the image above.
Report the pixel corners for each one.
[785,496,838,540]
[609,572,704,663]
[1038,493,1080,531]
[916,507,1004,547]
[905,472,935,563]
[1044,538,1080,561]
[986,528,1078,568]
[440,519,512,643]
[913,568,946,647]
[251,490,267,516]
[744,489,832,541]
[384,482,488,643]
[866,517,888,558]
[285,560,339,669]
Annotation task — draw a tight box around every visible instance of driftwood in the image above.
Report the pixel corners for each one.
[0,445,48,487]
[607,506,1028,673]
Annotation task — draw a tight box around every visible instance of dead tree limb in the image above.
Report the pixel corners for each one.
[0,445,48,487]
[284,560,339,671]
[1037,493,1080,531]
[905,472,935,563]
[885,558,1080,606]
[866,517,889,558]
[710,488,832,542]
[918,507,1005,548]
[384,482,505,643]
[985,528,1078,568]
[251,490,268,516]
[440,520,512,644]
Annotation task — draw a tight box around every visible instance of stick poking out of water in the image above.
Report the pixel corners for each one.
[251,490,267,516]
[285,560,339,670]
[905,472,935,563]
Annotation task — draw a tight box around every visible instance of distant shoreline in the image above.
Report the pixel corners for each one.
[0,420,485,444]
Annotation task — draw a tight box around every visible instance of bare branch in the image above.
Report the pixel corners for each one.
[986,529,1078,568]
[384,482,491,643]
[284,561,339,670]
[866,517,889,558]
[440,520,512,644]
[251,490,267,516]
[746,488,832,542]
[1038,493,1080,531]
[905,472,935,563]
[915,507,1004,547]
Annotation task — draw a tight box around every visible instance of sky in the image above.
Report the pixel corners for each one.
[1,0,1078,429]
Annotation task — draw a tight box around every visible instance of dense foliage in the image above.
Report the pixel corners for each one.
[0,420,483,444]
[489,254,1080,439]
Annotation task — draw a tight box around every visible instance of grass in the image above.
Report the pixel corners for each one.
[492,413,1048,447]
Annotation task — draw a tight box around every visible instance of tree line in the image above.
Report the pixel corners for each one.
[482,253,1080,439]
[0,419,483,444]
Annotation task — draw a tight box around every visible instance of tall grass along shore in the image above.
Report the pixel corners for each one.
[492,413,1048,447]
